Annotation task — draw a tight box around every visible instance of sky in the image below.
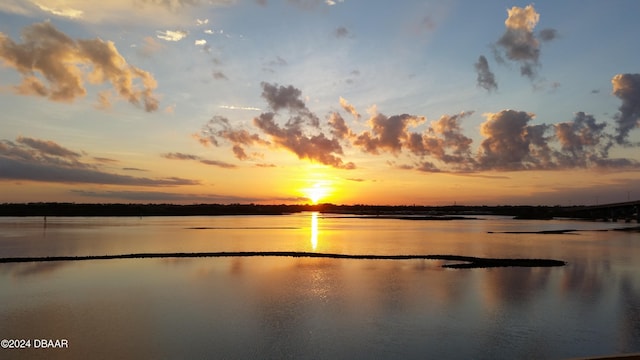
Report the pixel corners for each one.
[1,0,640,206]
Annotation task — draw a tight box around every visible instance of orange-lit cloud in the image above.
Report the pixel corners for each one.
[0,22,159,111]
[339,97,360,120]
[197,80,640,172]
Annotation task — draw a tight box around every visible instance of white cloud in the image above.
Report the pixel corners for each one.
[195,39,207,46]
[156,30,189,42]
[34,2,83,19]
[0,0,233,25]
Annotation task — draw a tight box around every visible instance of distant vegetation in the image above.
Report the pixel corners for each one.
[0,202,566,218]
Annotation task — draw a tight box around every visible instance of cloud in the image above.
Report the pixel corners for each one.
[339,97,360,120]
[327,112,352,140]
[70,190,264,203]
[196,115,269,161]
[554,112,612,167]
[493,4,557,80]
[286,0,343,9]
[212,71,228,80]
[253,112,355,169]
[477,110,552,170]
[0,137,198,186]
[199,82,640,173]
[195,39,207,46]
[34,2,83,19]
[156,29,189,41]
[260,82,320,126]
[538,28,558,42]
[162,152,236,168]
[198,87,355,169]
[0,0,233,25]
[16,136,81,159]
[0,22,159,112]
[334,26,349,38]
[414,112,476,169]
[474,55,497,92]
[219,105,262,111]
[354,113,425,155]
[611,73,640,144]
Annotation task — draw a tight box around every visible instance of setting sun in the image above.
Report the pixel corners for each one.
[304,182,331,204]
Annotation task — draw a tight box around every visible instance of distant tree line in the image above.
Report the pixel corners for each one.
[0,202,568,218]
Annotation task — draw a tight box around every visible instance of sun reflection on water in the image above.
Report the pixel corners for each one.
[310,212,318,251]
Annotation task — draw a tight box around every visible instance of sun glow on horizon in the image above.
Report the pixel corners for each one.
[302,180,333,204]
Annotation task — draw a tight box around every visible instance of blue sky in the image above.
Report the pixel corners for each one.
[1,0,639,205]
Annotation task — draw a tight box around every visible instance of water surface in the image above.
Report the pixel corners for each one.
[1,214,638,359]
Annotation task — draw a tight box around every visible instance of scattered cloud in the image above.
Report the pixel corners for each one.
[477,110,551,170]
[162,152,236,168]
[0,0,234,25]
[339,97,361,120]
[538,28,558,42]
[198,81,640,173]
[493,4,557,80]
[474,55,498,92]
[219,105,262,111]
[0,137,198,186]
[34,2,83,19]
[0,22,159,111]
[70,190,264,203]
[195,39,207,46]
[156,29,189,41]
[212,71,228,80]
[611,73,640,144]
[334,26,350,38]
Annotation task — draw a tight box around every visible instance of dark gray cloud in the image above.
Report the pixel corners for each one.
[474,55,498,92]
[538,28,558,42]
[70,189,271,203]
[16,136,81,159]
[0,22,158,111]
[611,73,640,144]
[478,110,553,170]
[213,71,228,80]
[260,82,319,126]
[0,137,197,186]
[334,26,349,38]
[554,112,611,167]
[0,156,197,186]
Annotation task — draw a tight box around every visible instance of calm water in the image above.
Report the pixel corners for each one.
[0,213,639,359]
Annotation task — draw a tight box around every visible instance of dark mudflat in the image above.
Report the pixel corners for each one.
[0,252,566,269]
